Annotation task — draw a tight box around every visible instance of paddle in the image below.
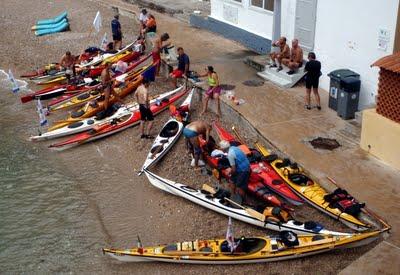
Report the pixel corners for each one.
[202,184,266,222]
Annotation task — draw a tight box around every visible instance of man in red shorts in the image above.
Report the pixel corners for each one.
[151,33,170,75]
[170,47,190,88]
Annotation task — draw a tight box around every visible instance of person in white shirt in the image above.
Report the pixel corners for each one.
[138,9,148,32]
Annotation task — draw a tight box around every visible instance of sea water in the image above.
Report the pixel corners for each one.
[0,71,96,272]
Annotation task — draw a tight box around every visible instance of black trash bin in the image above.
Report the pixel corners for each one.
[337,77,361,119]
[327,69,360,111]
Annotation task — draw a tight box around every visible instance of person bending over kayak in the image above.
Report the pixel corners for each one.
[219,140,250,203]
[199,66,221,117]
[101,61,121,112]
[183,120,211,168]
[60,51,76,77]
[135,78,154,139]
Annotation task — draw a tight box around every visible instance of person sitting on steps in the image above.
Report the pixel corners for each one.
[282,39,303,75]
[269,36,290,72]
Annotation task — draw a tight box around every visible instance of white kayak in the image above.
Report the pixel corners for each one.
[30,87,184,141]
[142,169,352,236]
[139,88,194,174]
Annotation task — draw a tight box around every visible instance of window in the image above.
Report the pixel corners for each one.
[251,0,274,12]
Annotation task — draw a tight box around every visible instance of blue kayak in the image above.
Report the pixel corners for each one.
[35,22,69,36]
[36,11,68,25]
[32,18,68,31]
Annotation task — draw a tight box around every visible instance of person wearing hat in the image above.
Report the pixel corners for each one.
[111,14,122,50]
[219,140,250,202]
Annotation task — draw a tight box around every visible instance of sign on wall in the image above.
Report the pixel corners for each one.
[223,4,238,24]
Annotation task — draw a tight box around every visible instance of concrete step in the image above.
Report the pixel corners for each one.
[257,66,306,88]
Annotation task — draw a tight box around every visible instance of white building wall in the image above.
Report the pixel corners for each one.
[211,0,399,109]
[210,0,274,38]
[313,0,399,109]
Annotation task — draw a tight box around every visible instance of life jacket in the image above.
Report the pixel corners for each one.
[324,188,365,216]
[263,207,290,222]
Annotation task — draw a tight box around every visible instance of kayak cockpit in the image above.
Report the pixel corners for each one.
[220,238,267,255]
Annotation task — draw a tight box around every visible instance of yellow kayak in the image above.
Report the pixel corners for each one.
[103,230,382,264]
[48,74,144,131]
[49,65,148,112]
[254,142,371,231]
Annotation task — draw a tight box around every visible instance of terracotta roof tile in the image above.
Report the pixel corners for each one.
[372,52,400,73]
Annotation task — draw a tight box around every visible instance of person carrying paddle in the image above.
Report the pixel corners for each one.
[135,78,154,139]
[219,140,250,203]
[101,61,121,112]
[183,120,211,168]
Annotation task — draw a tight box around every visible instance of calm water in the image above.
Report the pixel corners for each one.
[0,71,98,273]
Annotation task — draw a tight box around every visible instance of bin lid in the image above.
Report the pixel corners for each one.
[328,69,360,79]
[340,76,361,92]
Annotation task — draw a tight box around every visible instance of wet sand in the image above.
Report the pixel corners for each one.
[0,0,382,273]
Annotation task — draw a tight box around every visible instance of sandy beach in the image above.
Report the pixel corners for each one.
[0,0,385,273]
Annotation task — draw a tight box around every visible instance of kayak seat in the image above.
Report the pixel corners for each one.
[67,121,84,128]
[263,154,278,163]
[77,93,90,100]
[87,119,95,125]
[272,179,283,185]
[71,110,85,118]
[160,121,179,138]
[163,244,178,252]
[304,221,323,232]
[150,144,164,154]
[275,158,291,168]
[311,235,325,241]
[288,173,310,186]
[221,238,266,254]
[90,89,101,96]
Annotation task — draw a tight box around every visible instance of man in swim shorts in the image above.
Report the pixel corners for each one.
[183,120,211,168]
[135,78,154,139]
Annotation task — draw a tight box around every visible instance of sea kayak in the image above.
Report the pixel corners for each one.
[30,88,183,141]
[103,229,383,264]
[254,142,374,231]
[49,87,188,150]
[213,122,303,206]
[142,169,351,236]
[140,88,194,173]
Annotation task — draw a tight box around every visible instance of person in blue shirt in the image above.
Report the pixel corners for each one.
[111,14,122,50]
[170,47,190,88]
[219,140,250,202]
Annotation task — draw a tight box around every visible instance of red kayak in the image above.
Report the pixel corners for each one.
[49,89,188,150]
[212,122,303,206]
[198,139,284,208]
[46,53,152,109]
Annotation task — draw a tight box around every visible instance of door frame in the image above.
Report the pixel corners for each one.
[294,0,318,51]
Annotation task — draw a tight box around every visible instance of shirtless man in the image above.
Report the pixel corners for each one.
[269,37,290,72]
[101,61,120,111]
[183,120,211,168]
[135,78,154,139]
[60,51,76,76]
[152,33,170,75]
[282,39,304,75]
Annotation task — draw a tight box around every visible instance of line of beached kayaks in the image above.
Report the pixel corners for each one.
[21,39,390,265]
[102,91,390,264]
